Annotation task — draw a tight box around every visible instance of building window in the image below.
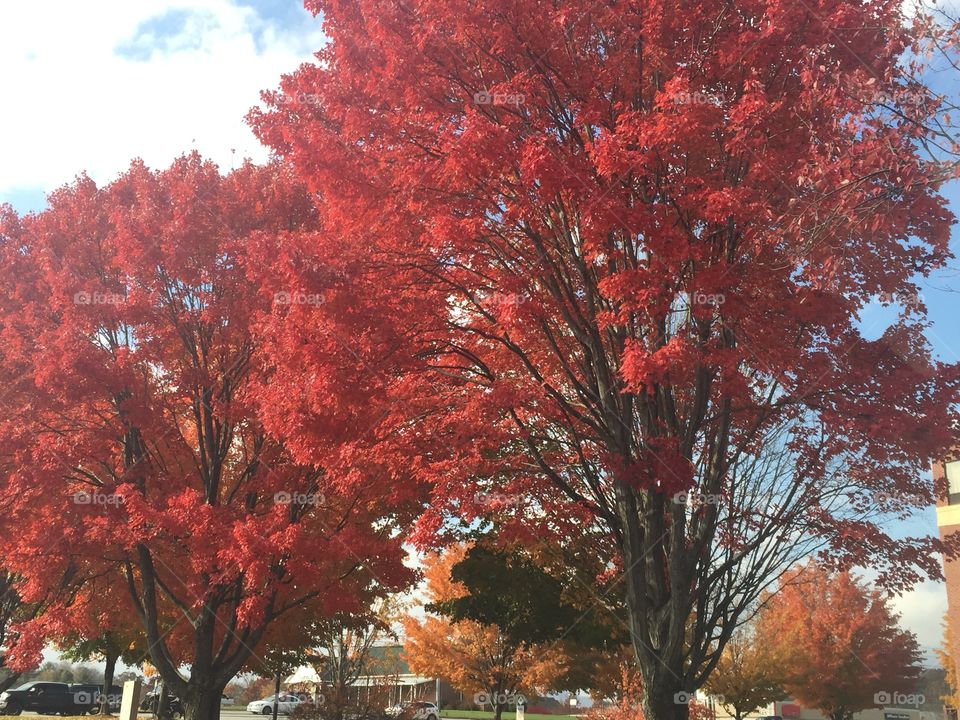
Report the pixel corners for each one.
[948,460,960,504]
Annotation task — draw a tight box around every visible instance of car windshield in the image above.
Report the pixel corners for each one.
[11,683,38,692]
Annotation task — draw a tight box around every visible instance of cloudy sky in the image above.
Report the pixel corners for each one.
[1,0,958,665]
[0,0,325,212]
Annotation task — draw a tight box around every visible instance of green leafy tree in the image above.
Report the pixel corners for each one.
[432,543,628,693]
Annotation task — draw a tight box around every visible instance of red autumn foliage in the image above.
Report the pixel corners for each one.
[0,155,423,719]
[250,0,960,718]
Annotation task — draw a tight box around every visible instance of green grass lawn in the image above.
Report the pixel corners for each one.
[441,710,577,720]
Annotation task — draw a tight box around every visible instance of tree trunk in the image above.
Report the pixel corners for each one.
[180,674,226,720]
[640,677,691,720]
[157,681,170,719]
[272,671,281,720]
[182,682,226,720]
[493,702,504,720]
[101,650,119,715]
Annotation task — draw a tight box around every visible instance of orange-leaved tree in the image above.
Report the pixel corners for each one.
[585,662,645,720]
[403,545,565,720]
[760,563,922,720]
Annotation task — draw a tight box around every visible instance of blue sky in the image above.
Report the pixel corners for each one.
[859,179,960,662]
[0,0,957,662]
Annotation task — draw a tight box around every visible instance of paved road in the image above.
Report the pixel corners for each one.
[225,710,286,720]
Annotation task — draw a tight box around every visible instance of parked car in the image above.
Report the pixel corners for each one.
[0,680,120,715]
[222,695,234,706]
[247,694,304,715]
[385,701,439,720]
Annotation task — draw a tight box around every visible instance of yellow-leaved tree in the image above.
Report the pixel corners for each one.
[704,622,785,720]
[937,614,960,710]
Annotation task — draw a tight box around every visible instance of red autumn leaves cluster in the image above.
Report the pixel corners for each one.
[247,0,960,716]
[0,157,425,709]
[252,0,960,521]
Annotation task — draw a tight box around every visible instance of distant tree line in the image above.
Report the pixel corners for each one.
[0,660,142,686]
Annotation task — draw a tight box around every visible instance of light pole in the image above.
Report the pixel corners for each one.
[272,669,282,720]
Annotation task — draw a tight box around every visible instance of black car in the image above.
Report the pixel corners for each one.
[0,680,116,715]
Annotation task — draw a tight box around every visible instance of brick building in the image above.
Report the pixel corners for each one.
[935,456,960,711]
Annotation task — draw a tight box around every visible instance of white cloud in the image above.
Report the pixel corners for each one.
[893,578,948,664]
[0,0,325,205]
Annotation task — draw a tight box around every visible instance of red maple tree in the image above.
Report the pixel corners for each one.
[759,563,923,720]
[251,1,960,719]
[0,155,423,720]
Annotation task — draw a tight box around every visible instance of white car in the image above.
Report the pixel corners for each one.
[385,701,440,720]
[247,694,303,715]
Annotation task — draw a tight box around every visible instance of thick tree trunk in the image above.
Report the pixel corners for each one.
[183,682,226,720]
[101,650,119,715]
[641,683,690,720]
